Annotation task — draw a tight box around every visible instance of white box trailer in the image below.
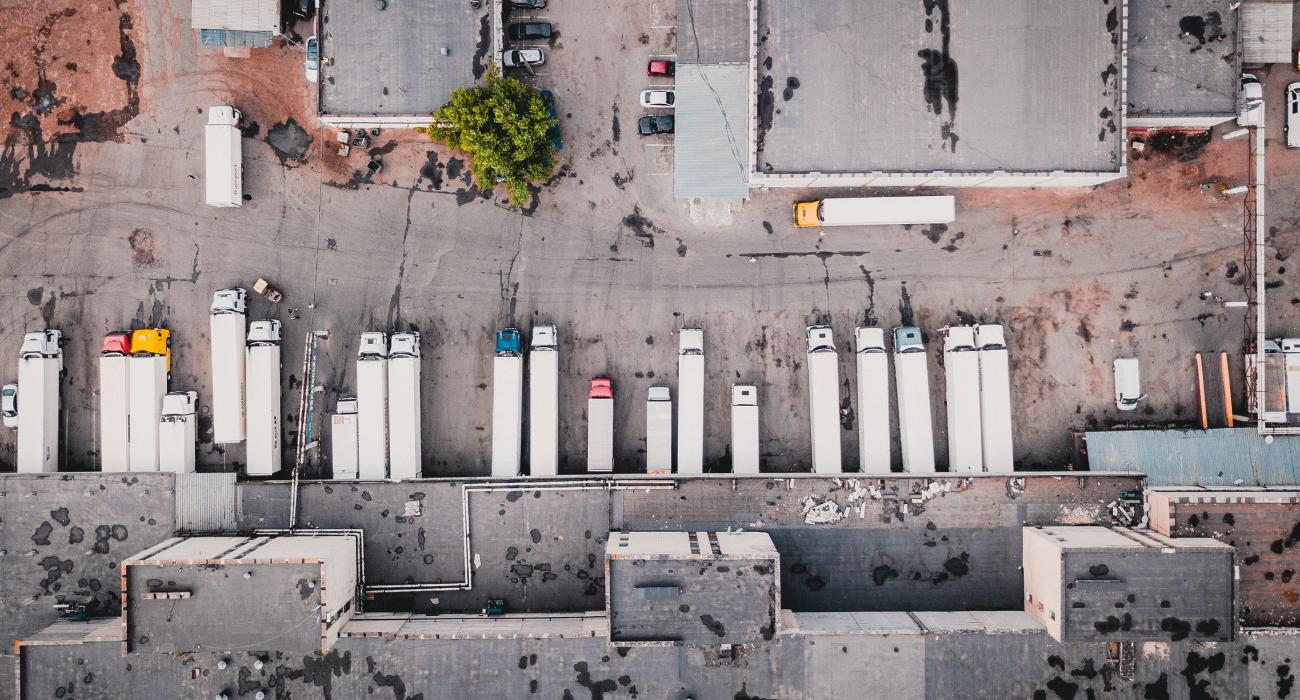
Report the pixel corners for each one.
[245,321,282,476]
[975,324,1014,472]
[16,330,62,473]
[676,328,704,475]
[528,325,559,477]
[730,384,759,474]
[806,325,842,473]
[99,354,130,472]
[127,354,167,472]
[942,326,984,473]
[893,326,935,472]
[854,327,891,474]
[795,195,956,228]
[491,329,524,477]
[331,397,359,480]
[646,386,673,474]
[1285,339,1300,414]
[356,332,389,480]
[158,391,197,474]
[205,106,243,207]
[210,289,247,444]
[388,332,422,480]
[587,378,614,473]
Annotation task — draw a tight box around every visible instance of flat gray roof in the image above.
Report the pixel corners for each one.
[674,65,750,198]
[756,0,1126,174]
[677,0,749,64]
[319,0,490,116]
[1127,0,1236,118]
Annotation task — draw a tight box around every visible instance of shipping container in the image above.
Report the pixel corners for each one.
[730,384,759,474]
[676,328,704,475]
[646,385,673,474]
[854,327,891,473]
[158,391,197,474]
[357,332,390,479]
[528,325,559,476]
[388,332,422,480]
[806,325,842,473]
[210,289,248,443]
[893,326,935,472]
[331,397,359,480]
[245,320,282,476]
[942,325,983,472]
[975,324,1014,472]
[491,329,523,477]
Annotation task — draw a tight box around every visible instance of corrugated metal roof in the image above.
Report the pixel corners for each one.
[673,64,749,199]
[1086,428,1300,486]
[192,0,279,33]
[677,0,750,64]
[199,29,275,48]
[1240,1,1293,64]
[175,473,237,531]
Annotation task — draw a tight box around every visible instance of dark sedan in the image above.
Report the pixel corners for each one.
[637,115,674,135]
[508,22,553,40]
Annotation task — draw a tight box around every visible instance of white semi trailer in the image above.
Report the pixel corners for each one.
[158,390,197,474]
[587,378,614,473]
[98,332,131,472]
[210,288,247,444]
[491,329,523,477]
[17,330,62,473]
[975,324,1014,472]
[646,386,673,474]
[676,328,704,475]
[128,354,167,472]
[356,332,390,480]
[942,326,983,473]
[331,397,359,480]
[388,332,422,480]
[205,106,243,207]
[528,325,559,477]
[854,327,891,474]
[806,325,842,473]
[245,320,282,476]
[730,384,759,474]
[893,326,935,472]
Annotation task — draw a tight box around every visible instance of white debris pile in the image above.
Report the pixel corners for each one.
[802,497,846,524]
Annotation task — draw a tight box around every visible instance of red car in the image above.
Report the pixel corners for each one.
[647,60,675,77]
[101,331,131,356]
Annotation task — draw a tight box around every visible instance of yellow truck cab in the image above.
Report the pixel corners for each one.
[130,328,172,372]
[794,200,822,228]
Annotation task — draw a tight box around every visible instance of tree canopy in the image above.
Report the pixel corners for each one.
[426,74,556,205]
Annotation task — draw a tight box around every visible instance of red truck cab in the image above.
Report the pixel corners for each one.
[588,377,613,399]
[101,332,131,356]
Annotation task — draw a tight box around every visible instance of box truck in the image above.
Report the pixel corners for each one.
[854,327,891,473]
[975,324,1014,472]
[806,325,842,473]
[942,326,983,473]
[357,332,389,479]
[99,331,132,472]
[210,289,247,443]
[205,106,243,207]
[491,329,523,477]
[245,320,282,476]
[158,390,197,474]
[127,354,167,472]
[731,384,759,474]
[676,328,704,475]
[17,330,61,473]
[794,195,955,228]
[388,332,422,480]
[646,385,673,474]
[331,397,359,480]
[528,325,559,477]
[893,326,935,472]
[587,378,614,473]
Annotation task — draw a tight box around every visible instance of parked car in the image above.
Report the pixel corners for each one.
[1287,82,1300,148]
[640,89,675,108]
[637,114,674,135]
[305,36,319,83]
[508,0,546,7]
[1238,73,1264,127]
[502,47,545,67]
[540,90,562,150]
[508,22,552,40]
[647,60,675,77]
[1,384,17,429]
[1113,357,1145,411]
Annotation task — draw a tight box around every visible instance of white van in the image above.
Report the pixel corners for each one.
[1113,358,1145,411]
[1287,83,1300,149]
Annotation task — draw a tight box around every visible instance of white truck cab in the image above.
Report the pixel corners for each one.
[359,332,389,359]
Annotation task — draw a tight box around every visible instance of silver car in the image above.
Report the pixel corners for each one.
[503,48,545,68]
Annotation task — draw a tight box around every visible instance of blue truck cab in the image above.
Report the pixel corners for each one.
[495,328,522,356]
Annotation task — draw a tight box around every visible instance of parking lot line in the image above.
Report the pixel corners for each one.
[650,24,674,29]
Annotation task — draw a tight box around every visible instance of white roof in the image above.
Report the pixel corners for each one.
[191,0,279,33]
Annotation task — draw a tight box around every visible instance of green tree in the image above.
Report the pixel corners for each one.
[426,73,556,205]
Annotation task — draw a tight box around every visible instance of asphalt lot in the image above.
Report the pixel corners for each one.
[0,0,1282,478]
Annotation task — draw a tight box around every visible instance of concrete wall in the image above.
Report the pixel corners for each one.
[749,169,1127,189]
[1022,528,1064,640]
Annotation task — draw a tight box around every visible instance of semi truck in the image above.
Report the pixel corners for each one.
[205,106,243,207]
[158,390,197,474]
[806,325,842,473]
[16,330,62,473]
[99,331,132,472]
[491,329,523,477]
[528,325,559,477]
[210,289,248,444]
[942,326,983,473]
[854,327,891,474]
[975,324,1014,472]
[794,195,955,228]
[646,386,673,474]
[356,332,390,480]
[127,354,167,471]
[730,384,759,474]
[388,332,422,480]
[587,378,614,473]
[331,397,359,479]
[676,328,704,475]
[245,320,282,476]
[893,326,935,472]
